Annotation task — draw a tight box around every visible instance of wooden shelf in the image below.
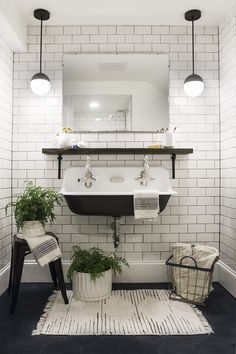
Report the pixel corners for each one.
[42,147,193,179]
[42,147,193,155]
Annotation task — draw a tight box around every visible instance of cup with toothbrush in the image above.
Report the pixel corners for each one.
[163,127,177,148]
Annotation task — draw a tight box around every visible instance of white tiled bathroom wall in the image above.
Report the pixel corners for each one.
[12,25,220,267]
[219,12,236,271]
[0,35,13,270]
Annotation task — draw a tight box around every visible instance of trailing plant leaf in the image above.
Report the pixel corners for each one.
[67,246,129,282]
[5,181,62,231]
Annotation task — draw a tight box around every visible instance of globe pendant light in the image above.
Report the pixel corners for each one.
[184,9,204,97]
[31,9,51,96]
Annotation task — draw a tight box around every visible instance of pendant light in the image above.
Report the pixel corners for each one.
[31,9,51,96]
[184,9,204,97]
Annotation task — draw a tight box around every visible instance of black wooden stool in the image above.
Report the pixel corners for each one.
[8,231,69,313]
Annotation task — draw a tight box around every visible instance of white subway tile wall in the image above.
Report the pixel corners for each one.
[0,35,13,270]
[219,13,236,271]
[12,25,220,263]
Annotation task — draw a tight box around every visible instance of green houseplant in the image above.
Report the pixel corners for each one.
[68,246,129,301]
[6,181,62,237]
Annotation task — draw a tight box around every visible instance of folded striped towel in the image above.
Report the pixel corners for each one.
[23,234,62,267]
[187,245,219,302]
[134,190,159,219]
[171,243,193,297]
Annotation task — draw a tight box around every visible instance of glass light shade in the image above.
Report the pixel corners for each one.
[184,73,204,97]
[31,72,50,96]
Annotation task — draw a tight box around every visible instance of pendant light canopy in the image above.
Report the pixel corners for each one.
[30,9,50,96]
[184,9,204,97]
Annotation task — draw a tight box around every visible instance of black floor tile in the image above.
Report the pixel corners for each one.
[0,282,235,354]
[158,342,198,354]
[197,341,235,354]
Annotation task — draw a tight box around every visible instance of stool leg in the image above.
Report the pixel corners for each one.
[10,245,25,314]
[47,232,58,286]
[49,262,58,287]
[54,258,69,304]
[7,245,14,294]
[9,242,20,304]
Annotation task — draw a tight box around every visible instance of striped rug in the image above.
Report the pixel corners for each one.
[33,290,212,336]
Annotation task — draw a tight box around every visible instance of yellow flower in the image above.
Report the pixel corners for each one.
[62,127,73,133]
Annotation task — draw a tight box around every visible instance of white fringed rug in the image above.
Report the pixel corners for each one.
[33,290,212,336]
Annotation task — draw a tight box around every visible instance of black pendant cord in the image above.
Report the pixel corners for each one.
[192,19,195,74]
[39,17,43,73]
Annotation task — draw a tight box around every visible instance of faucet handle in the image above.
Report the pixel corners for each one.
[135,173,143,182]
[90,175,97,182]
[80,175,97,181]
[135,170,155,186]
[80,175,97,188]
[135,176,155,186]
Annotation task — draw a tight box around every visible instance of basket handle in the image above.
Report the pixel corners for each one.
[180,255,198,267]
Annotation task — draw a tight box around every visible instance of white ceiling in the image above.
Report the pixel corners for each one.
[3,0,236,26]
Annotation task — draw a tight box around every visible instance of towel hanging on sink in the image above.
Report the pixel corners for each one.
[134,190,159,220]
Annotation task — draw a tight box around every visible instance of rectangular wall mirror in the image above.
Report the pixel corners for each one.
[63,53,169,132]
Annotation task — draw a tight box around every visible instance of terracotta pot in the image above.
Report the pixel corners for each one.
[22,221,45,238]
[72,268,112,301]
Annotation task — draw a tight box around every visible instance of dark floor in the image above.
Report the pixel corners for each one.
[0,283,235,354]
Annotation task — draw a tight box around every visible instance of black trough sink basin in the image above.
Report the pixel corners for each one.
[61,166,176,217]
[64,194,171,217]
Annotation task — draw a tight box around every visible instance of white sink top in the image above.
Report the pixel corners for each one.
[61,166,177,196]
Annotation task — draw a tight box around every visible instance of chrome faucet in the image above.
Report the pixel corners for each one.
[136,155,155,186]
[80,155,97,188]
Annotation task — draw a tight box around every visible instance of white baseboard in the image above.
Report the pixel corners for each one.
[2,260,236,299]
[114,261,169,283]
[0,264,10,296]
[20,260,169,283]
[21,259,220,283]
[216,261,236,298]
[1,261,169,295]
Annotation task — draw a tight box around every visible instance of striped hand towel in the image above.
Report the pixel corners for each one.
[134,190,159,219]
[25,234,61,267]
[187,245,219,302]
[171,243,192,297]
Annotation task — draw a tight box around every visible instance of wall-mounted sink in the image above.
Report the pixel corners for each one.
[61,166,176,217]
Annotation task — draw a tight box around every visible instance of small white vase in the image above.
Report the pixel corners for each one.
[22,221,45,238]
[72,269,112,301]
[163,132,175,148]
[57,133,72,149]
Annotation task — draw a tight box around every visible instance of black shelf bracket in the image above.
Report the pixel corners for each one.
[57,154,63,179]
[171,153,176,179]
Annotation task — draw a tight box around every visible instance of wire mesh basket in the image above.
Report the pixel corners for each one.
[166,254,219,306]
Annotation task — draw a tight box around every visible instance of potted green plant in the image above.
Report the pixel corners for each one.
[67,246,129,301]
[6,181,62,238]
